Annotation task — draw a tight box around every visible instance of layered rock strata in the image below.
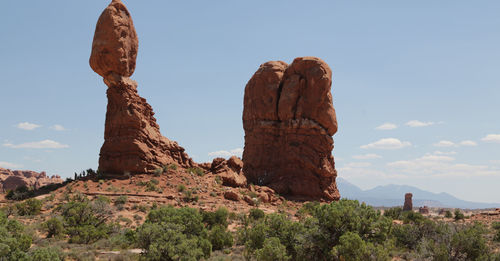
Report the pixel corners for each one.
[90,0,193,175]
[242,57,339,200]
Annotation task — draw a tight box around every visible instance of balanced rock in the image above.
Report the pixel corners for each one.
[90,0,138,78]
[242,57,339,200]
[90,0,193,175]
[403,193,413,211]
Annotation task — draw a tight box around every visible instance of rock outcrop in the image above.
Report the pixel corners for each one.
[210,156,247,188]
[419,206,429,214]
[0,168,63,192]
[242,57,339,200]
[90,0,193,175]
[403,193,413,211]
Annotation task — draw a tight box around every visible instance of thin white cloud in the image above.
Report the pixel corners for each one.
[352,153,382,160]
[360,138,411,150]
[343,162,372,168]
[387,153,500,178]
[208,148,243,158]
[433,140,456,147]
[375,123,397,130]
[459,140,477,146]
[50,124,67,131]
[482,134,500,143]
[340,151,500,180]
[16,122,41,130]
[0,161,23,169]
[3,139,69,149]
[490,160,500,165]
[406,120,435,127]
[434,151,457,155]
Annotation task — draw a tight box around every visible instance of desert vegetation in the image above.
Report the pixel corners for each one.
[1,193,500,260]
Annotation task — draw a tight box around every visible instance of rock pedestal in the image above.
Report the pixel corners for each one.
[403,193,413,211]
[242,57,339,200]
[90,0,193,175]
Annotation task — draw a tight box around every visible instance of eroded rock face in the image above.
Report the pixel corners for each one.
[0,168,63,192]
[90,1,193,175]
[404,193,413,211]
[242,57,339,200]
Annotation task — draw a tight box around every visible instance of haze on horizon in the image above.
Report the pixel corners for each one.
[0,1,499,203]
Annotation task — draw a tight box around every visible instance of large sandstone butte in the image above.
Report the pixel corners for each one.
[242,57,339,200]
[90,0,193,175]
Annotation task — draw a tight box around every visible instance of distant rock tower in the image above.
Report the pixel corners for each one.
[90,0,193,175]
[403,193,413,211]
[242,57,339,201]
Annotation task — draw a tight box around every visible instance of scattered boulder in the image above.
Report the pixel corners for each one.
[243,195,256,206]
[224,191,240,201]
[90,0,194,175]
[403,193,413,211]
[0,168,63,192]
[242,57,339,200]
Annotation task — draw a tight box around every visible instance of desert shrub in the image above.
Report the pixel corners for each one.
[42,216,65,238]
[448,223,488,260]
[298,201,320,216]
[445,210,453,218]
[136,206,212,260]
[0,211,33,260]
[177,184,186,192]
[153,168,163,176]
[95,228,136,250]
[401,210,425,224]
[58,196,115,243]
[187,167,204,176]
[183,190,199,202]
[114,195,128,206]
[6,185,34,201]
[202,207,229,228]
[331,231,367,261]
[249,208,265,221]
[384,207,403,220]
[209,225,233,250]
[16,198,42,216]
[454,209,465,221]
[29,247,63,261]
[254,237,290,261]
[492,222,500,242]
[240,213,304,259]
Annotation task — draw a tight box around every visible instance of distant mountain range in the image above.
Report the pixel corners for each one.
[337,178,499,209]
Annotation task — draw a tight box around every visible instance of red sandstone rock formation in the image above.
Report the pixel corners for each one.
[242,57,339,200]
[419,206,430,214]
[0,168,63,192]
[210,156,247,188]
[403,193,413,211]
[90,0,193,175]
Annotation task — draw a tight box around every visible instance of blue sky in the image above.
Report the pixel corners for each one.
[1,1,499,202]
